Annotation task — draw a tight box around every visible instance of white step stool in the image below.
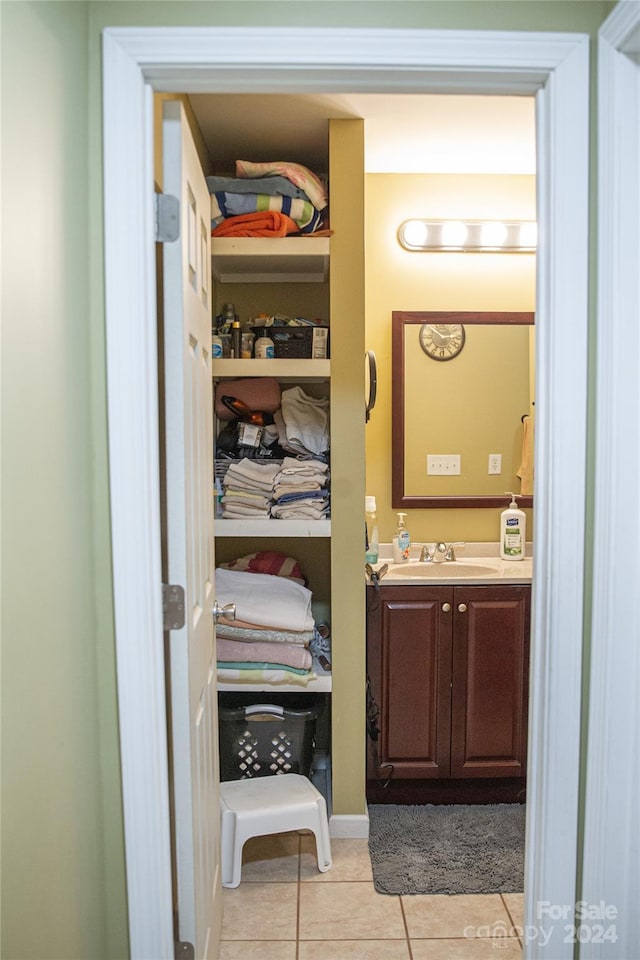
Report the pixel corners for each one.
[219,773,332,888]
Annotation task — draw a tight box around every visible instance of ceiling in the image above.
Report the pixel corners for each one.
[188,93,536,178]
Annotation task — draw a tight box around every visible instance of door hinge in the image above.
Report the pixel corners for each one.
[163,583,185,630]
[174,941,194,960]
[155,192,180,242]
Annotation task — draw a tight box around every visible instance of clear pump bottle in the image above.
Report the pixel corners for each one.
[365,496,379,564]
[392,512,411,563]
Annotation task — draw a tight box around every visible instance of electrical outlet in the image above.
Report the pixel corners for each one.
[488,453,502,475]
[427,454,461,476]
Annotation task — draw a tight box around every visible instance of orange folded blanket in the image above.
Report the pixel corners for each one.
[212,210,299,238]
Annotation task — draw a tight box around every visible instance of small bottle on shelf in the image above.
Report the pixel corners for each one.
[231,320,241,358]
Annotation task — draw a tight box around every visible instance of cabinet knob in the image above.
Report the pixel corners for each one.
[442,603,451,612]
[457,603,468,613]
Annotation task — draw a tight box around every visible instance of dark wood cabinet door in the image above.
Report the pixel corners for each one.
[375,586,453,779]
[451,585,530,778]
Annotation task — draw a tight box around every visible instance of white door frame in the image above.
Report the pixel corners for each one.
[581,3,640,956]
[102,27,590,959]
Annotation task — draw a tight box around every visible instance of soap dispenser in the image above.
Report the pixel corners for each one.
[500,492,526,560]
[365,496,379,564]
[392,512,411,563]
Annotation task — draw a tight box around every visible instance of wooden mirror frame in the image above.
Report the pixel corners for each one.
[392,310,535,509]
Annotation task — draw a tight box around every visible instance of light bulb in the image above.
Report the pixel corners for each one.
[480,221,508,247]
[441,221,468,247]
[519,222,538,248]
[401,220,429,248]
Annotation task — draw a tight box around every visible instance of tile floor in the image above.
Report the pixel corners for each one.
[219,832,524,959]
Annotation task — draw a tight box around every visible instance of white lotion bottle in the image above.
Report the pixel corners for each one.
[500,492,526,560]
[392,512,411,563]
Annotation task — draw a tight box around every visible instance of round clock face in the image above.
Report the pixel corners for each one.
[419,323,466,361]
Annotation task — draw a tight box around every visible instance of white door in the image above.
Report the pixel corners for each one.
[162,100,221,959]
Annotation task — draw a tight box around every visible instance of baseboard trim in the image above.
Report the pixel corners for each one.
[329,814,370,839]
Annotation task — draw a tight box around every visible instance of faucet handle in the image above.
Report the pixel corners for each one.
[419,544,434,562]
[444,541,466,561]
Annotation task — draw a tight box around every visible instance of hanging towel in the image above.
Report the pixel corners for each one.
[517,412,535,495]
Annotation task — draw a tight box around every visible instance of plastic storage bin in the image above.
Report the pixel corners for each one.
[250,325,329,359]
[219,702,319,781]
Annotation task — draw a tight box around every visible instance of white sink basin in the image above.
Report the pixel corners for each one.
[385,561,498,579]
[371,556,532,584]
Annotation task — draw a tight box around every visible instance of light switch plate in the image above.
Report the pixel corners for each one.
[427,454,461,475]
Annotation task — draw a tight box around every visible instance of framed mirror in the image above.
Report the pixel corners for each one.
[392,311,535,508]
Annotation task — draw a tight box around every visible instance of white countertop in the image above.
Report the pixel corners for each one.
[368,542,533,585]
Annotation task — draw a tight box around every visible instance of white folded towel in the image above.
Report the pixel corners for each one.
[281,387,330,456]
[215,567,314,632]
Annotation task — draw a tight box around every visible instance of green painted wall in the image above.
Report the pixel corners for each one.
[1,2,128,958]
[1,2,611,957]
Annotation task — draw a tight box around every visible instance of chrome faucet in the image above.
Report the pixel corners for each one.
[419,541,466,563]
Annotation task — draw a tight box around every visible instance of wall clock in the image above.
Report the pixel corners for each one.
[419,322,466,361]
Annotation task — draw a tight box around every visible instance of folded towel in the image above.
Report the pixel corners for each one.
[225,458,281,486]
[271,503,329,520]
[280,387,330,456]
[517,412,535,495]
[210,191,323,234]
[211,210,299,238]
[279,456,329,476]
[216,622,313,645]
[217,665,313,687]
[217,637,312,670]
[215,567,314,632]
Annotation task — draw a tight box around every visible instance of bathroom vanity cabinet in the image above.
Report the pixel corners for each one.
[366,583,530,801]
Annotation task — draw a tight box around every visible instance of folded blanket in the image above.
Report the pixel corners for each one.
[217,637,312,670]
[219,550,307,585]
[216,622,313,645]
[216,619,315,646]
[206,174,309,200]
[211,210,299,238]
[236,159,328,211]
[210,192,323,234]
[215,567,314,632]
[217,660,310,675]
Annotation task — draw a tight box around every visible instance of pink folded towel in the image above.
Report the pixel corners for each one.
[216,637,312,671]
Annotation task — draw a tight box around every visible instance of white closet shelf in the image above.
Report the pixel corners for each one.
[211,236,330,283]
[215,519,330,538]
[212,358,329,380]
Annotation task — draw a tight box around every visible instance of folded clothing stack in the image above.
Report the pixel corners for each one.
[207,160,328,238]
[221,459,281,518]
[215,559,317,685]
[271,456,330,520]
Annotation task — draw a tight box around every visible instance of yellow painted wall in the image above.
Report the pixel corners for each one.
[365,173,536,545]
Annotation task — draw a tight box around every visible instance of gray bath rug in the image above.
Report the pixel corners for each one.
[368,803,525,896]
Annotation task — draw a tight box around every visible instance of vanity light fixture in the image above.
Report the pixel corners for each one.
[398,219,537,253]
